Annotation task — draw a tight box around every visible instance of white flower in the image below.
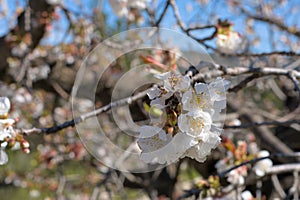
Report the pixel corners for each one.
[0,149,8,165]
[181,88,212,112]
[155,71,190,93]
[0,97,10,116]
[147,86,172,109]
[182,78,229,114]
[138,75,228,164]
[109,0,128,17]
[148,72,190,108]
[147,87,161,100]
[46,0,62,5]
[241,190,254,200]
[109,0,149,17]
[128,0,149,9]
[0,118,16,165]
[227,166,247,185]
[137,126,197,164]
[182,132,221,162]
[216,31,243,54]
[0,122,13,166]
[0,130,11,149]
[253,150,273,177]
[138,124,221,164]
[178,110,212,138]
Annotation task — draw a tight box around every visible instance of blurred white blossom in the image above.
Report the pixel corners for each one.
[253,150,273,177]
[0,118,15,165]
[216,31,243,54]
[241,190,254,200]
[0,97,11,116]
[109,0,149,17]
[46,0,63,5]
[227,166,247,185]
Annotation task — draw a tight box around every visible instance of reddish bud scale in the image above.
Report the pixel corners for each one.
[21,140,30,149]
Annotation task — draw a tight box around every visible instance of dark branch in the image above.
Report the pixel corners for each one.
[155,1,170,26]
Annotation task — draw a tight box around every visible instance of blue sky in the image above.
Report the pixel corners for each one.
[0,0,300,53]
[101,0,300,53]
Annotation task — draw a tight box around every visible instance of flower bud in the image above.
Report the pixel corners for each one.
[22,148,30,154]
[21,140,30,149]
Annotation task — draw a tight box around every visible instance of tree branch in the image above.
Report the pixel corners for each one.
[242,9,300,38]
[19,64,300,135]
[155,1,170,26]
[224,119,300,129]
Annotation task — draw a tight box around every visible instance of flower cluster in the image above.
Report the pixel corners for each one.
[0,97,30,165]
[137,71,229,164]
[215,135,273,186]
[108,0,149,23]
[215,19,243,54]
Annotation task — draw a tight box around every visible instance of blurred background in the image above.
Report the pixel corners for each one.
[0,0,300,199]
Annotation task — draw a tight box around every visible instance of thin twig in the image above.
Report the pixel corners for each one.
[218,152,300,178]
[21,87,150,135]
[242,8,300,38]
[228,74,260,92]
[288,71,300,97]
[224,119,300,129]
[233,51,300,57]
[271,174,286,198]
[18,64,300,135]
[155,1,170,26]
[289,171,299,199]
[169,0,186,30]
[179,154,300,199]
[186,25,216,32]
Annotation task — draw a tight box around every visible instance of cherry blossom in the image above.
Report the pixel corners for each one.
[137,126,197,164]
[182,77,229,114]
[178,110,212,138]
[253,150,273,177]
[138,71,229,164]
[109,0,149,18]
[0,97,31,165]
[215,20,244,54]
[0,97,11,116]
[154,71,190,93]
[227,165,247,185]
[0,119,15,165]
[216,31,243,54]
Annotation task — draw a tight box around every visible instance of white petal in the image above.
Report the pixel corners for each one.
[178,110,212,138]
[176,75,190,91]
[154,72,170,80]
[150,97,166,109]
[138,132,196,164]
[184,132,221,162]
[241,191,254,200]
[181,89,195,111]
[253,150,273,177]
[0,97,10,115]
[0,149,8,165]
[128,0,148,9]
[147,87,161,99]
[109,0,128,17]
[194,82,209,94]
